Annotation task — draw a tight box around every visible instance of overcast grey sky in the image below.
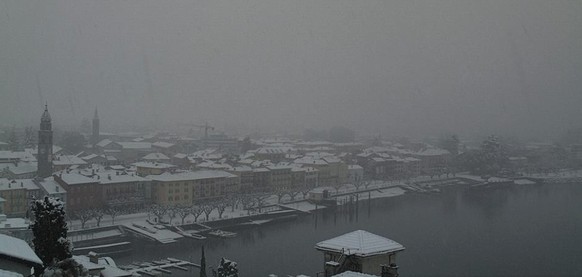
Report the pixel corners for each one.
[1,0,581,139]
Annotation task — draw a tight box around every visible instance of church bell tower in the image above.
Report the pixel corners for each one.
[37,103,53,178]
[92,108,100,145]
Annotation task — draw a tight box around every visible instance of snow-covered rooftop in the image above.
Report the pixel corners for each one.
[141,152,170,160]
[315,230,405,257]
[331,271,378,277]
[58,172,99,185]
[133,162,176,169]
[0,234,43,266]
[96,139,113,148]
[0,269,24,277]
[117,142,152,149]
[146,170,237,182]
[36,177,66,195]
[1,162,37,175]
[173,153,187,159]
[52,155,87,166]
[294,157,328,165]
[152,141,175,148]
[94,172,148,184]
[0,179,39,191]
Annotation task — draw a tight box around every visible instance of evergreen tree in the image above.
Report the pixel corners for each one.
[30,197,72,268]
[215,258,238,277]
[200,246,207,277]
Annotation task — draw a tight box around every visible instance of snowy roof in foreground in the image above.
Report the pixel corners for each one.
[331,271,378,277]
[315,230,405,257]
[0,269,24,277]
[0,234,43,265]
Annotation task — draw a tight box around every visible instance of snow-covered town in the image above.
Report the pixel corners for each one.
[2,103,582,276]
[2,1,582,276]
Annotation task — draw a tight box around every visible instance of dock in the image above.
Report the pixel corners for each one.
[120,258,199,276]
[121,221,183,244]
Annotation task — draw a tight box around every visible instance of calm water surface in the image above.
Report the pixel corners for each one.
[116,183,582,276]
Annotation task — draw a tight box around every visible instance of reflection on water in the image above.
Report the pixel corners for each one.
[115,183,582,277]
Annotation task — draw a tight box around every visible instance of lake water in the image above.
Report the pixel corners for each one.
[116,182,582,276]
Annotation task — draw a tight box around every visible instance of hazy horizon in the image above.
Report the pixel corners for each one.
[1,0,581,141]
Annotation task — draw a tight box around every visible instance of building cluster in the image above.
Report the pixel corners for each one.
[1,106,455,219]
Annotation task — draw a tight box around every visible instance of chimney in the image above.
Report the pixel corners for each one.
[381,264,399,277]
[88,252,99,264]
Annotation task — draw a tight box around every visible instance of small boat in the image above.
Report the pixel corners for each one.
[207,229,237,238]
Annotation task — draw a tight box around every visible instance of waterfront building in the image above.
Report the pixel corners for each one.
[266,164,293,190]
[315,230,404,277]
[147,170,238,205]
[54,172,103,212]
[347,165,364,184]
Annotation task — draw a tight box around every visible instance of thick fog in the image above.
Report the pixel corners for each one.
[1,0,581,139]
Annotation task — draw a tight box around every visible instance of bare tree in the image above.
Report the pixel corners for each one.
[227,194,241,212]
[353,181,364,191]
[151,205,169,223]
[190,205,204,222]
[288,191,301,201]
[167,207,177,225]
[275,187,287,204]
[300,187,311,199]
[331,182,343,194]
[75,210,93,229]
[93,209,104,227]
[215,201,228,219]
[363,181,372,190]
[104,207,120,225]
[240,196,256,215]
[254,194,270,213]
[176,205,191,225]
[202,203,215,221]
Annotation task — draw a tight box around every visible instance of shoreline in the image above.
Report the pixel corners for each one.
[70,174,553,252]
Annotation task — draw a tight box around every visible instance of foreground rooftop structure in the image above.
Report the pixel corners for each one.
[315,230,404,277]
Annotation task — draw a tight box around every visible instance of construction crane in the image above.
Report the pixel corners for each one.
[177,122,215,147]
